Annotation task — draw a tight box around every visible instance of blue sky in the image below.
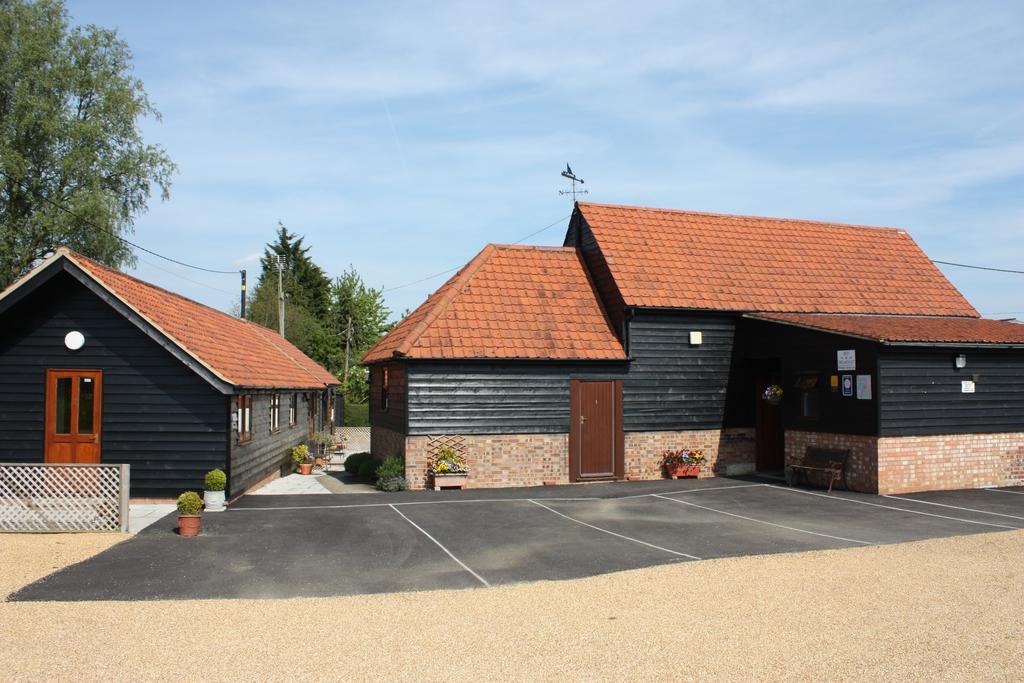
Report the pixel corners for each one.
[67,1,1024,320]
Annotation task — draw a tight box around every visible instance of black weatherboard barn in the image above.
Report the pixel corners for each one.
[0,248,339,497]
[363,202,1024,495]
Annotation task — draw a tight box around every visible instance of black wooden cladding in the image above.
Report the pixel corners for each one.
[565,214,626,335]
[879,350,1024,435]
[406,363,627,435]
[0,272,227,496]
[623,312,737,431]
[229,391,312,494]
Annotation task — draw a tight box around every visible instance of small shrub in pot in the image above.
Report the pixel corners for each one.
[203,469,227,512]
[177,491,203,537]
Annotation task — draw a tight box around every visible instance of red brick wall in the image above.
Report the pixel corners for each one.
[404,433,569,490]
[371,425,406,459]
[877,433,1024,494]
[624,428,755,480]
[785,431,879,493]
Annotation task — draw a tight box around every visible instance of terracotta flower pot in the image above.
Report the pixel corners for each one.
[666,464,701,479]
[299,463,314,475]
[178,515,201,537]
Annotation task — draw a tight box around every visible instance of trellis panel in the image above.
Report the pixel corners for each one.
[0,463,130,532]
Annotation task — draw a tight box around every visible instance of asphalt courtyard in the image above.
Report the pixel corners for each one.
[9,478,1024,601]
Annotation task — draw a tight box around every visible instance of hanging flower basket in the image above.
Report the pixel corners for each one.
[762,384,783,405]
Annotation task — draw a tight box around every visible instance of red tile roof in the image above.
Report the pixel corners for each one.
[577,202,979,317]
[363,244,626,362]
[749,313,1024,345]
[58,249,338,389]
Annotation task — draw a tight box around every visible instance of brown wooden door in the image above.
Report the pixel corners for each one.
[570,380,624,481]
[754,376,784,471]
[45,369,103,463]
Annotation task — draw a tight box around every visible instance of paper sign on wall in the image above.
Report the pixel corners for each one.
[841,374,853,397]
[837,349,856,371]
[856,374,872,400]
[961,380,976,393]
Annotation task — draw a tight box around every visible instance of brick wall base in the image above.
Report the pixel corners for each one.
[785,431,880,493]
[877,432,1024,494]
[624,428,756,481]
[405,433,568,490]
[785,430,1024,494]
[371,425,406,459]
[401,428,756,490]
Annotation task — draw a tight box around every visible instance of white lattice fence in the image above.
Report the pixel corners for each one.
[0,463,130,532]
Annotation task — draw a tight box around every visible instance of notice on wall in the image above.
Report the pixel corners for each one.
[837,349,856,371]
[841,374,853,397]
[830,375,839,392]
[856,374,872,400]
[961,380,976,393]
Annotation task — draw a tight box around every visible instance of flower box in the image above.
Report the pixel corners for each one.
[432,473,468,490]
[666,463,701,479]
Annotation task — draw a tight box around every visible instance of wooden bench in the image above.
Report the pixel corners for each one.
[786,447,850,492]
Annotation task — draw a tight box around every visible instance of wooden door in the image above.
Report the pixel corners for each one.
[45,369,103,463]
[754,376,784,471]
[570,380,624,481]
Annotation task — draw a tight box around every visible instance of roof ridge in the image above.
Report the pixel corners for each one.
[488,244,576,252]
[577,201,905,234]
[66,248,259,330]
[393,243,498,357]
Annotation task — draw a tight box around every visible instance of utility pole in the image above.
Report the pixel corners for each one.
[239,269,247,319]
[342,315,353,386]
[273,254,287,336]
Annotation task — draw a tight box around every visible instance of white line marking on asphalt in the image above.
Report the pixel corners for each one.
[527,499,701,560]
[882,495,1024,522]
[614,484,769,500]
[651,494,873,545]
[389,504,490,587]
[769,486,1019,530]
[984,488,1024,496]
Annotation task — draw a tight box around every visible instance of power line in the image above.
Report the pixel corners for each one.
[137,256,235,296]
[0,168,239,274]
[382,213,571,293]
[933,260,1024,275]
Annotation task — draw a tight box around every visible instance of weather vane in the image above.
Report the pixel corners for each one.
[559,164,589,201]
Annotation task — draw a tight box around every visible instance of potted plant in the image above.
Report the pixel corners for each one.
[762,384,784,405]
[430,446,469,490]
[312,431,336,470]
[662,449,705,478]
[177,491,203,537]
[203,469,227,512]
[291,444,313,475]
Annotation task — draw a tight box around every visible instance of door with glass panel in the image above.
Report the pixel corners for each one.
[44,369,103,463]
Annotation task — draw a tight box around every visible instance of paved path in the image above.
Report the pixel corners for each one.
[128,504,177,533]
[249,473,333,495]
[12,479,1023,601]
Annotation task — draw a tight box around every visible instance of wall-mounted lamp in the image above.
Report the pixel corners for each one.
[954,354,967,369]
[689,331,703,346]
[64,331,85,351]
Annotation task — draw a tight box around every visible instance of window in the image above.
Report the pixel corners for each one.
[236,395,252,443]
[795,373,820,419]
[289,393,298,427]
[269,393,281,433]
[380,367,389,412]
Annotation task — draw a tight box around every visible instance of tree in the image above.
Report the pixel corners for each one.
[246,224,335,369]
[329,267,390,402]
[0,0,176,289]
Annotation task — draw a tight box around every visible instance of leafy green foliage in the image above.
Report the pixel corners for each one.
[177,491,202,516]
[344,451,373,475]
[357,459,379,483]
[329,267,391,402]
[204,469,227,491]
[290,443,310,465]
[375,455,407,491]
[0,0,176,289]
[343,402,369,427]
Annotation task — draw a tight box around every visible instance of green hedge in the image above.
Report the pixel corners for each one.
[344,402,369,427]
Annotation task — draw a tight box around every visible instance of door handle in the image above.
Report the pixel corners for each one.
[579,415,586,425]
